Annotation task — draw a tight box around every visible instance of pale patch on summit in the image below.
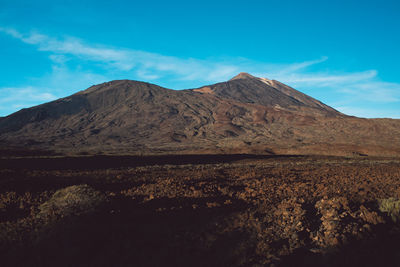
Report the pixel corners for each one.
[258,77,275,86]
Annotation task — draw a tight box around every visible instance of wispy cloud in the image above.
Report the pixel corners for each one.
[335,106,400,119]
[274,70,378,86]
[0,27,369,85]
[0,26,399,118]
[0,27,334,84]
[337,81,400,103]
[268,56,329,74]
[0,27,241,83]
[0,87,56,103]
[0,86,57,116]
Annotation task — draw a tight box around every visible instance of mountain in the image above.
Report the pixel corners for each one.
[1,73,400,156]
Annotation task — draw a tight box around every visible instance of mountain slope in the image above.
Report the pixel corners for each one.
[198,72,338,114]
[1,73,400,156]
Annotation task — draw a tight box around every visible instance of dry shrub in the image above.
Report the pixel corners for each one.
[378,198,400,223]
[38,184,105,218]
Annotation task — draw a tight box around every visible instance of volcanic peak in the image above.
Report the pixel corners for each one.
[229,72,258,81]
[2,73,400,157]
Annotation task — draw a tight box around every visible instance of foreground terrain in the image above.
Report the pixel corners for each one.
[1,154,400,266]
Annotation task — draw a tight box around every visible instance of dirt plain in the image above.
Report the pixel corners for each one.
[1,153,400,266]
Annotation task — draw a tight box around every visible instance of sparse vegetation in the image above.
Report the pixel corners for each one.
[38,184,105,218]
[378,198,400,223]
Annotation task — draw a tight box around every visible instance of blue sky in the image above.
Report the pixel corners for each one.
[1,0,400,118]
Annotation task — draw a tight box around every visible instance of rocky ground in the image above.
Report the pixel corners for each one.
[1,155,400,266]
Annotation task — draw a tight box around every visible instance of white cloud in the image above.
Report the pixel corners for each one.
[275,70,378,86]
[0,27,370,86]
[1,27,327,84]
[0,86,57,115]
[273,56,329,74]
[337,81,400,103]
[336,106,400,119]
[49,54,69,64]
[44,64,109,92]
[0,87,56,102]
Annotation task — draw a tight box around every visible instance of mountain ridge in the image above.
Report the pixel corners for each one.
[1,73,400,156]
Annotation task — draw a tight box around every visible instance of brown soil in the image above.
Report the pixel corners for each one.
[1,155,400,266]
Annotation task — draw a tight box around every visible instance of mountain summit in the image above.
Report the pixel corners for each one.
[1,74,400,156]
[229,72,257,80]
